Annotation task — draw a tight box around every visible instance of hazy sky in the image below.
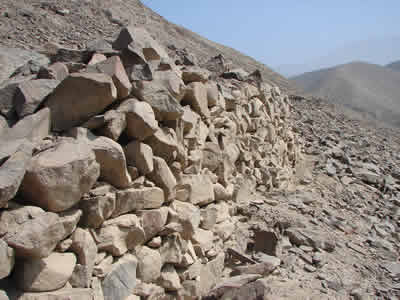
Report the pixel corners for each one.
[142,1,400,73]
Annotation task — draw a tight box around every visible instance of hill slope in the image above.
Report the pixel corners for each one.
[0,0,293,92]
[386,60,400,71]
[292,62,400,126]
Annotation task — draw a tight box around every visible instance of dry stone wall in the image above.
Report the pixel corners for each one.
[0,25,301,299]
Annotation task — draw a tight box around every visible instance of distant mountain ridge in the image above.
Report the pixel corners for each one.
[292,61,400,127]
[386,60,400,71]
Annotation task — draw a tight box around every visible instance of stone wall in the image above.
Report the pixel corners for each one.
[0,26,301,299]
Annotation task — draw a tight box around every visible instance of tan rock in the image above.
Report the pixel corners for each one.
[38,62,69,81]
[153,70,186,102]
[138,207,169,241]
[13,252,76,292]
[0,142,32,208]
[179,173,215,206]
[133,80,183,121]
[183,82,210,117]
[213,220,235,241]
[113,26,169,62]
[160,233,186,265]
[233,257,281,276]
[80,192,116,229]
[70,228,97,288]
[147,156,177,201]
[46,73,117,131]
[182,66,210,84]
[90,136,131,188]
[199,253,225,295]
[5,212,65,258]
[14,79,59,118]
[145,127,179,163]
[170,201,201,240]
[136,246,162,283]
[159,264,182,291]
[117,98,158,141]
[1,108,51,143]
[207,274,262,299]
[200,206,217,230]
[98,110,126,141]
[0,239,14,279]
[0,205,44,237]
[93,214,145,256]
[88,53,107,65]
[191,228,214,253]
[20,139,100,212]
[124,141,154,174]
[59,209,82,240]
[87,56,132,99]
[114,187,164,217]
[181,106,199,135]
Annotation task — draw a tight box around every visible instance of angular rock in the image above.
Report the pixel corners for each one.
[70,228,97,288]
[80,192,116,228]
[219,279,270,300]
[133,80,183,121]
[170,201,201,240]
[0,142,32,208]
[0,205,44,237]
[114,187,164,217]
[14,79,59,118]
[117,98,158,140]
[139,207,169,241]
[233,256,281,276]
[183,82,210,117]
[102,254,138,300]
[145,127,179,163]
[13,252,76,292]
[113,26,168,62]
[191,228,214,253]
[38,62,69,81]
[90,136,131,188]
[182,66,210,84]
[124,141,154,175]
[159,264,182,291]
[153,70,186,102]
[98,110,126,141]
[253,229,279,256]
[199,253,225,295]
[20,139,100,212]
[93,214,145,256]
[179,174,215,206]
[159,233,185,265]
[207,275,262,299]
[59,209,82,240]
[207,82,219,107]
[46,73,117,131]
[5,212,65,258]
[0,239,14,279]
[87,56,132,99]
[136,246,162,283]
[147,156,177,201]
[1,108,51,143]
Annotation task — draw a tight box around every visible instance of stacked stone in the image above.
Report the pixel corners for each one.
[0,26,300,300]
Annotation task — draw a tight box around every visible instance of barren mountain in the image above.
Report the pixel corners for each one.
[0,0,293,92]
[386,60,400,71]
[292,61,400,127]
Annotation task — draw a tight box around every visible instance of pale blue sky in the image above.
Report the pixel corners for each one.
[142,1,400,75]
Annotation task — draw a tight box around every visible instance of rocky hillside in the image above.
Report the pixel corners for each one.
[0,25,303,299]
[0,0,293,93]
[386,60,400,71]
[292,61,400,127]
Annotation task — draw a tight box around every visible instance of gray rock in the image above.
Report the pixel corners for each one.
[0,239,14,279]
[102,254,138,300]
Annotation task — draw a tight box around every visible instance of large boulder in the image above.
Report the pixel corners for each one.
[5,212,65,258]
[1,108,51,143]
[170,201,201,240]
[19,139,100,212]
[13,252,76,292]
[102,254,138,300]
[132,80,184,121]
[90,136,132,189]
[80,192,116,229]
[117,98,158,141]
[136,246,162,283]
[138,207,169,241]
[45,73,117,131]
[145,127,179,164]
[0,142,32,208]
[86,56,131,100]
[14,79,59,118]
[113,26,169,62]
[179,173,215,206]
